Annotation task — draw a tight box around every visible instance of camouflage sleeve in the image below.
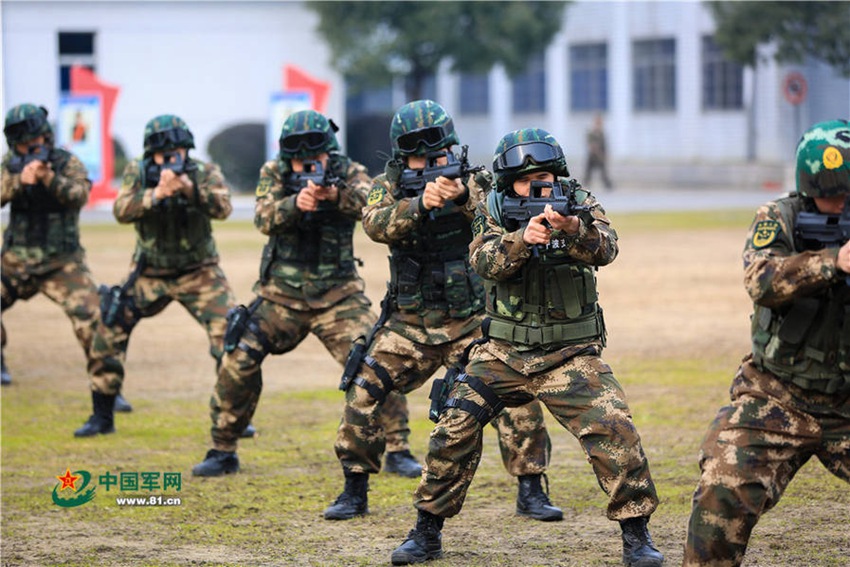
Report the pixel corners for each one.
[113,160,156,223]
[335,160,370,221]
[254,160,299,235]
[558,192,619,266]
[361,174,426,244]
[49,153,91,208]
[743,201,839,307]
[1,153,19,206]
[457,170,488,221]
[194,161,232,220]
[469,198,532,281]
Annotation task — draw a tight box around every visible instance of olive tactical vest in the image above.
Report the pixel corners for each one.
[387,182,484,318]
[484,188,605,348]
[4,148,80,258]
[134,159,216,270]
[751,195,850,394]
[262,154,356,284]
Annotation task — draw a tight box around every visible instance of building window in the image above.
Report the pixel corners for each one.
[633,38,676,111]
[59,32,96,93]
[459,72,489,115]
[570,43,608,112]
[512,52,546,113]
[702,36,743,110]
[404,74,437,102]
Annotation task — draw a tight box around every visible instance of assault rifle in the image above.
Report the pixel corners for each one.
[796,193,850,284]
[145,151,197,189]
[7,144,50,175]
[502,179,589,257]
[285,159,341,215]
[398,145,484,197]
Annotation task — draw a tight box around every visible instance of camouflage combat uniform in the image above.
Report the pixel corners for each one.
[334,167,551,478]
[207,154,415,454]
[408,182,658,521]
[683,194,850,566]
[89,156,235,394]
[1,146,122,384]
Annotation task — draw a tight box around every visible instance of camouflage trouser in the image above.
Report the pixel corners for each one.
[412,349,658,519]
[210,291,414,454]
[334,325,550,477]
[1,253,123,384]
[89,264,234,394]
[683,358,850,567]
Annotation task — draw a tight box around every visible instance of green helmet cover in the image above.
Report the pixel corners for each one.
[795,119,850,198]
[143,114,195,156]
[390,99,460,157]
[492,128,569,192]
[4,104,52,146]
[278,110,340,160]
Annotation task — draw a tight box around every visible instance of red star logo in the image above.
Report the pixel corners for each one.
[56,468,80,491]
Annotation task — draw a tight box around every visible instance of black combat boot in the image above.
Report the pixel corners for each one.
[192,449,240,476]
[516,474,563,521]
[1,358,11,386]
[114,393,133,412]
[620,516,664,567]
[384,450,423,478]
[74,392,116,437]
[323,470,369,520]
[240,423,257,438]
[390,509,444,565]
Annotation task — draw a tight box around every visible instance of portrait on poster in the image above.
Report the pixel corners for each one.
[57,94,103,183]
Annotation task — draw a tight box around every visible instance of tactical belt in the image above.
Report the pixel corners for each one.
[487,311,603,347]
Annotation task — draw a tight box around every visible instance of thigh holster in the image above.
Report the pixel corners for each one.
[441,373,504,426]
[236,317,274,364]
[350,355,394,404]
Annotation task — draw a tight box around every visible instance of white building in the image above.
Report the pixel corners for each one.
[3,1,849,189]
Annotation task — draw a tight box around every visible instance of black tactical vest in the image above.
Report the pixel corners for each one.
[134,159,216,270]
[4,148,80,257]
[387,180,484,318]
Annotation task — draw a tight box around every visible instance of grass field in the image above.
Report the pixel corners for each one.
[1,208,848,566]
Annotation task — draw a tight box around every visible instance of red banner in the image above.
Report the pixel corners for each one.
[283,65,331,113]
[70,66,120,207]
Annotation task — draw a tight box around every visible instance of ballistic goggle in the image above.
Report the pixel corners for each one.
[279,130,332,154]
[4,115,48,142]
[396,120,455,154]
[494,141,564,172]
[144,128,194,151]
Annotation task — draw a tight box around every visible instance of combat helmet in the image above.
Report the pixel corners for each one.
[390,100,460,157]
[492,128,569,192]
[4,104,52,147]
[278,110,340,160]
[143,114,195,156]
[795,119,850,198]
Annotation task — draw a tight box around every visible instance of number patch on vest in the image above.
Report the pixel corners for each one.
[752,220,780,248]
[367,185,385,206]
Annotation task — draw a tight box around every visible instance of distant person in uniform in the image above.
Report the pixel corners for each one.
[585,113,612,191]
[71,110,88,143]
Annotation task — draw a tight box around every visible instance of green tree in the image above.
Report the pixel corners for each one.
[308,1,569,100]
[707,1,850,76]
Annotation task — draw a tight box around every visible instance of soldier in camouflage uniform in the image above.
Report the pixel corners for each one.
[683,120,850,566]
[76,114,236,437]
[390,128,663,566]
[192,110,421,478]
[1,103,124,407]
[327,101,560,524]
